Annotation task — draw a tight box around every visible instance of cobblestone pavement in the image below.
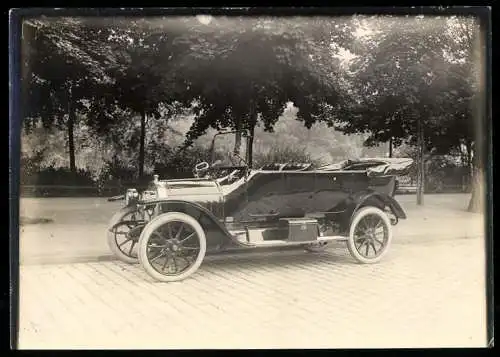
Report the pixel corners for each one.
[18,237,487,349]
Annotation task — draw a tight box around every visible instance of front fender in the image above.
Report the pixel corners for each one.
[139,199,240,249]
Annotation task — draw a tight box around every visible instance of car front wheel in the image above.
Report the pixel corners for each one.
[347,207,393,264]
[138,212,207,282]
[107,206,142,264]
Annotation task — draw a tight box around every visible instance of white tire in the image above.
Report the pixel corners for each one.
[347,206,393,264]
[138,212,206,282]
[106,206,141,264]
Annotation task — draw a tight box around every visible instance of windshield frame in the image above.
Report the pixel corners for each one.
[209,130,251,169]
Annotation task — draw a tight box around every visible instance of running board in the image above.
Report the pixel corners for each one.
[233,235,348,248]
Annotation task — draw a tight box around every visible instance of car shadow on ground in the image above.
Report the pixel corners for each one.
[203,246,353,267]
[131,246,358,284]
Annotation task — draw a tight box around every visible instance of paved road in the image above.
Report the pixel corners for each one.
[18,236,487,349]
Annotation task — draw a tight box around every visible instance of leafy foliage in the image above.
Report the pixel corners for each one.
[253,144,319,169]
[20,166,96,187]
[170,17,355,157]
[21,18,121,172]
[20,14,483,205]
[334,16,480,157]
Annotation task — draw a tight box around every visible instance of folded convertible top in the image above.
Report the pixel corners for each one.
[319,157,414,176]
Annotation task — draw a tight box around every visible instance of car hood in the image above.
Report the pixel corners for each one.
[154,178,223,201]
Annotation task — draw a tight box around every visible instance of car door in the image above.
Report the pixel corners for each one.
[225,170,286,222]
[281,171,318,216]
[314,169,371,213]
[313,171,349,212]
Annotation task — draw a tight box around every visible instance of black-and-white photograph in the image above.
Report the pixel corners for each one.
[10,8,491,349]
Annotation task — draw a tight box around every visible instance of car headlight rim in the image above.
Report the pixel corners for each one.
[125,188,139,206]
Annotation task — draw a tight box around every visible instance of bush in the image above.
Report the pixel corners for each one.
[20,166,96,187]
[98,156,138,184]
[153,146,218,179]
[425,161,469,193]
[20,150,46,180]
[253,145,319,169]
[395,147,469,193]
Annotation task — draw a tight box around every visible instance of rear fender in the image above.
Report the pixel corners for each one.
[141,199,238,249]
[350,190,407,224]
[330,190,406,233]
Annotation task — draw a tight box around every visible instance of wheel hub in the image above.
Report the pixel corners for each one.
[126,225,144,239]
[163,240,181,253]
[361,229,378,245]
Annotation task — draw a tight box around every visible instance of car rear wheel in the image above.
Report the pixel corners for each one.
[107,207,143,264]
[138,212,207,282]
[347,207,392,264]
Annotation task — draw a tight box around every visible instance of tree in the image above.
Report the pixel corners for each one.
[21,18,117,172]
[168,16,356,165]
[23,17,195,178]
[331,15,483,208]
[84,17,208,178]
[23,16,359,175]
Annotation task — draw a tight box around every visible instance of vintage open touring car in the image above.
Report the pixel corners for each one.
[107,131,409,282]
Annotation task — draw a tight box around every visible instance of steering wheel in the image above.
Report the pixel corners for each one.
[193,161,210,178]
[232,151,246,166]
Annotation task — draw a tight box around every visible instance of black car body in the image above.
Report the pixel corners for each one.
[107,132,408,282]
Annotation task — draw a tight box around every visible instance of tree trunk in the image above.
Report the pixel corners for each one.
[234,120,242,155]
[467,145,483,213]
[416,118,424,205]
[138,111,146,178]
[68,109,76,173]
[466,19,486,213]
[467,167,483,213]
[247,105,257,169]
[248,125,255,169]
[388,137,393,158]
[67,86,76,173]
[466,140,473,189]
